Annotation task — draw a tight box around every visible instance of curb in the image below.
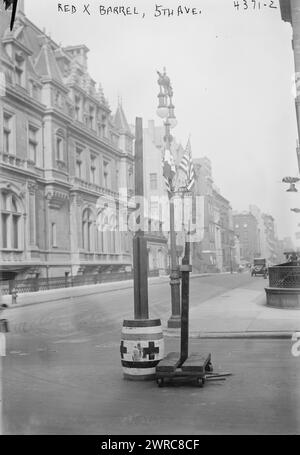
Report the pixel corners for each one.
[163,329,295,339]
[3,284,135,310]
[1,272,220,310]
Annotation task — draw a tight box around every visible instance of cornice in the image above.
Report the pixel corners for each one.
[5,84,46,115]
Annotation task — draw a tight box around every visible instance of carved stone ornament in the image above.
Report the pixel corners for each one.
[46,189,69,209]
[27,181,37,194]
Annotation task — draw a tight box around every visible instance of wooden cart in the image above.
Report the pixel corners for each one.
[156,241,231,388]
[156,352,214,387]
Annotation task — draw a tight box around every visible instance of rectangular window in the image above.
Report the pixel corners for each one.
[91,166,95,184]
[3,113,13,155]
[76,160,82,179]
[1,213,8,248]
[101,117,107,138]
[56,137,63,161]
[76,148,82,179]
[28,125,38,163]
[12,215,18,249]
[150,173,158,191]
[97,230,104,252]
[31,82,40,100]
[15,66,23,86]
[75,95,81,121]
[88,223,92,252]
[103,160,109,188]
[81,221,85,249]
[89,106,95,129]
[90,155,96,184]
[51,222,57,247]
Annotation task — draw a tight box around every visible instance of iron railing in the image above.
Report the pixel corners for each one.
[0,269,160,296]
[268,265,300,289]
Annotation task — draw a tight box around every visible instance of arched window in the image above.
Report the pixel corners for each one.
[96,207,117,254]
[0,192,22,250]
[82,209,93,251]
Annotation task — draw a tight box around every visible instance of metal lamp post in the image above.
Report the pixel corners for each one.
[156,68,181,329]
[283,179,300,239]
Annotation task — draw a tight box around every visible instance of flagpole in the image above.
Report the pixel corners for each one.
[168,194,181,328]
[166,120,181,329]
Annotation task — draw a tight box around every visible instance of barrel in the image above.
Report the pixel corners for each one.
[120,319,164,380]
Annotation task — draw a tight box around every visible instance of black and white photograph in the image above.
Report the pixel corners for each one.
[0,0,300,438]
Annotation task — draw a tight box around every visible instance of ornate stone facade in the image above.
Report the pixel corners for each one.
[0,5,135,279]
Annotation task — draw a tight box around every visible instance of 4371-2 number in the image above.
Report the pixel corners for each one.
[234,1,277,10]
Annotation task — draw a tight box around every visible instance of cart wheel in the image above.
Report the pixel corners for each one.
[156,378,164,388]
[196,377,205,388]
[205,362,213,373]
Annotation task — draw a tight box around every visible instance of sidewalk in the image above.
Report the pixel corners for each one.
[2,273,299,338]
[0,276,158,308]
[0,272,214,309]
[165,285,300,338]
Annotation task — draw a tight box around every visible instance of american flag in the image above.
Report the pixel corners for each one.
[179,138,195,191]
[3,0,19,31]
[162,148,176,195]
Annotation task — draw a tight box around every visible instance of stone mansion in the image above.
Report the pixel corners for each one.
[0,4,136,280]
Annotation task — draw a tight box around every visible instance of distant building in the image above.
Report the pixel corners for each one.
[233,234,241,268]
[142,120,190,269]
[282,236,295,252]
[143,120,169,273]
[250,205,287,265]
[192,157,234,272]
[233,212,260,263]
[249,205,266,259]
[280,0,300,171]
[192,157,217,272]
[261,214,278,265]
[212,188,235,272]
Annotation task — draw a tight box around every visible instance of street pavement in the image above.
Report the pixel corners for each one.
[3,271,299,336]
[0,273,300,434]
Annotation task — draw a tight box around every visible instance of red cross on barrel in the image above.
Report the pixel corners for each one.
[143,342,160,360]
[120,319,164,381]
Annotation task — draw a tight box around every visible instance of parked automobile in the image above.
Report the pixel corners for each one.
[251,258,268,278]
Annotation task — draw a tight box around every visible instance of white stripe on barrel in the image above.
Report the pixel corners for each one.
[120,319,164,381]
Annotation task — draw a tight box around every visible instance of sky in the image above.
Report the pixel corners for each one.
[24,0,300,244]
